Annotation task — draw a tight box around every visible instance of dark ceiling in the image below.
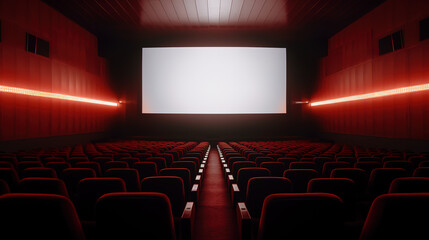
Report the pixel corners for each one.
[42,0,386,45]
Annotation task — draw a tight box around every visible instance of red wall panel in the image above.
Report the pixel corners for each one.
[0,0,117,141]
[311,0,429,140]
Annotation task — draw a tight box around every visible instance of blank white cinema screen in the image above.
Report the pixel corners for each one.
[142,47,286,114]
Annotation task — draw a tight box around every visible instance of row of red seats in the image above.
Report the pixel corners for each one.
[218,141,429,240]
[0,140,211,240]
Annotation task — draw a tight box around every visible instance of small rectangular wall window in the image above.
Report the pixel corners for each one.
[378,30,404,56]
[379,35,393,55]
[36,37,49,57]
[420,17,429,41]
[26,33,49,58]
[26,33,36,53]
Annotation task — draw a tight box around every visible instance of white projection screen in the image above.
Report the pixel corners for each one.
[142,47,286,114]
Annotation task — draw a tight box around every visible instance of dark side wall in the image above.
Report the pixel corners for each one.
[311,0,429,141]
[0,0,118,145]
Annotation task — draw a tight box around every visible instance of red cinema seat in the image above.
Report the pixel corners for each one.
[96,192,176,240]
[16,177,68,197]
[0,193,85,240]
[360,193,429,240]
[257,193,344,240]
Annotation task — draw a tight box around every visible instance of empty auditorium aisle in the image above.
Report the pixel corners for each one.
[194,146,239,240]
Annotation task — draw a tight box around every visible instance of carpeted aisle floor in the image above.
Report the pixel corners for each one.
[194,146,238,240]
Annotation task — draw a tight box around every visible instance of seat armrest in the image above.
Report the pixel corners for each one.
[194,174,201,183]
[181,202,196,240]
[236,202,251,240]
[231,183,241,203]
[190,184,199,202]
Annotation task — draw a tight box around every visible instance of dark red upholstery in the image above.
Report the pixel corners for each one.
[141,176,185,218]
[96,192,176,240]
[16,177,69,197]
[245,177,292,218]
[105,168,141,192]
[283,169,318,193]
[76,177,126,220]
[260,162,286,177]
[135,162,158,178]
[389,177,429,193]
[21,167,58,178]
[257,193,344,240]
[360,193,429,240]
[0,193,85,240]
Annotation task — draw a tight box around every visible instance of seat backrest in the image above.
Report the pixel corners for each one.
[389,177,429,193]
[179,157,200,166]
[157,153,174,167]
[237,168,271,194]
[16,177,69,197]
[246,177,292,218]
[322,162,352,177]
[96,192,176,240]
[255,157,275,167]
[248,153,264,162]
[335,157,356,164]
[360,193,429,240]
[120,157,140,168]
[354,162,382,173]
[413,167,429,177]
[140,176,185,218]
[307,178,356,205]
[289,162,317,170]
[75,162,101,176]
[330,168,368,195]
[76,177,126,221]
[135,153,152,162]
[0,193,85,240]
[283,169,319,193]
[228,157,247,168]
[104,161,129,172]
[0,179,10,195]
[134,162,158,178]
[260,162,286,177]
[277,158,296,169]
[171,161,197,181]
[62,168,96,198]
[159,168,191,193]
[0,156,17,166]
[383,161,414,174]
[144,157,167,170]
[68,158,88,167]
[257,193,343,240]
[0,168,20,191]
[232,161,257,177]
[105,168,141,192]
[17,161,42,177]
[313,157,335,172]
[45,162,71,178]
[368,168,408,197]
[21,167,58,178]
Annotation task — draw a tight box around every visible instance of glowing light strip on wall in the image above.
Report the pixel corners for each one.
[0,85,118,107]
[310,83,429,107]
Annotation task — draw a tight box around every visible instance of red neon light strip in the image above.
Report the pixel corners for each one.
[0,85,118,107]
[311,83,429,107]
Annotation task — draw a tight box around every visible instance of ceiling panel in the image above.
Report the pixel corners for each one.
[42,0,386,43]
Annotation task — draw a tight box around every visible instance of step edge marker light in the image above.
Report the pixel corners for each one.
[0,85,118,107]
[311,83,429,107]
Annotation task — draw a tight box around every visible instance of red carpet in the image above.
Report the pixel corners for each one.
[194,147,239,240]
